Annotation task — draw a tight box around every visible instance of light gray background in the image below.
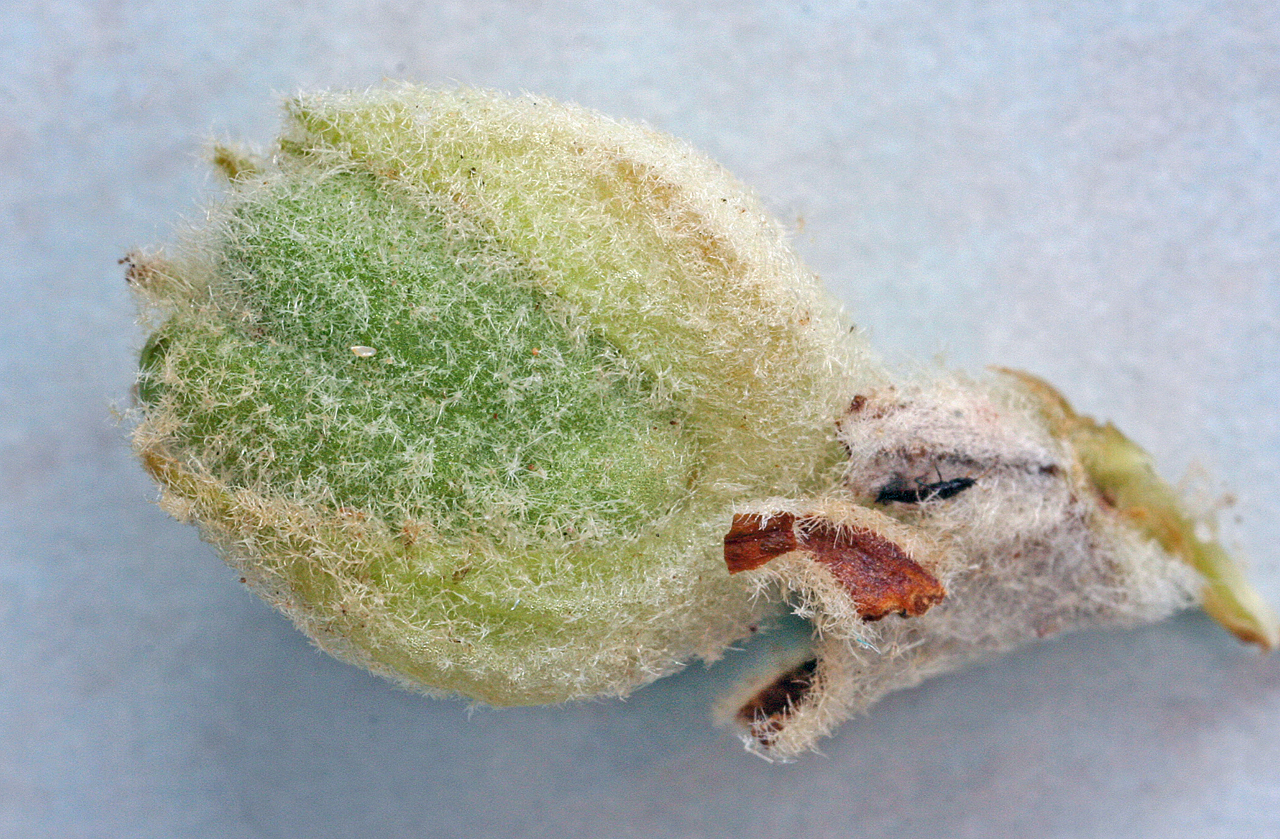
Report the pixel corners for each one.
[4,2,1279,837]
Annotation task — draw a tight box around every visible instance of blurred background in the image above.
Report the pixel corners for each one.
[3,2,1278,836]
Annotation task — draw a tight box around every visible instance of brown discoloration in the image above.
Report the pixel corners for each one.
[139,449,180,485]
[724,512,946,619]
[606,154,747,276]
[838,392,903,424]
[835,396,867,457]
[736,658,819,745]
[724,512,799,572]
[120,252,160,288]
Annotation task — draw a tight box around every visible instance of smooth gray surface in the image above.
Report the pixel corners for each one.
[4,2,1279,837]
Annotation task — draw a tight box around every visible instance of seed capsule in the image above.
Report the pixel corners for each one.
[130,85,1276,760]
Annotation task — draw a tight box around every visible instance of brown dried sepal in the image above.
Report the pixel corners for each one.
[724,512,800,572]
[724,512,946,620]
[736,658,818,746]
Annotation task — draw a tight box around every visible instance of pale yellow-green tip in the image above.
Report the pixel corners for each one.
[1001,367,1279,649]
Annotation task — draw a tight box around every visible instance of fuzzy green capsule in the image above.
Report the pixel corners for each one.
[129,85,1276,759]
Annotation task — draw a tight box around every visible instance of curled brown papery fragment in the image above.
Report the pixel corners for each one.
[736,658,818,745]
[724,513,946,620]
[724,512,799,572]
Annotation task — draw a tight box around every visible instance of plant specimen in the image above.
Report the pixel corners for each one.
[128,86,1276,759]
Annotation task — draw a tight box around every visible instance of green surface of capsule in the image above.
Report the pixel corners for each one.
[132,86,872,705]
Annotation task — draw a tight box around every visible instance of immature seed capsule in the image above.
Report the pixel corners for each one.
[129,85,1276,760]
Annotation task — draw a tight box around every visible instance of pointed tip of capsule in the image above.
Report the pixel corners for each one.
[996,366,1279,652]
